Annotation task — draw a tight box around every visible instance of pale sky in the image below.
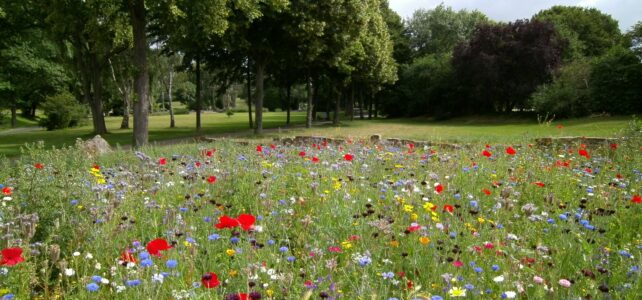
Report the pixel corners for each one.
[388,0,641,32]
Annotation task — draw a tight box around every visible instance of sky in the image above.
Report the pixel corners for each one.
[388,0,641,32]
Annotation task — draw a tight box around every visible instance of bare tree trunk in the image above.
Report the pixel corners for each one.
[306,78,313,128]
[10,106,16,128]
[349,86,355,121]
[312,78,319,121]
[130,0,149,147]
[121,91,131,129]
[89,54,108,134]
[333,88,341,126]
[168,68,175,128]
[246,60,253,129]
[374,96,379,118]
[254,60,265,134]
[359,88,364,120]
[195,58,202,133]
[368,93,373,120]
[286,83,291,126]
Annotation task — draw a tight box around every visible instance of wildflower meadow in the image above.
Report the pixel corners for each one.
[1,128,642,300]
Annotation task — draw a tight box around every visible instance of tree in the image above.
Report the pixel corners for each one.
[453,19,566,114]
[407,4,488,57]
[590,46,642,114]
[534,6,624,58]
[626,21,642,59]
[44,0,131,135]
[530,59,593,117]
[129,0,148,147]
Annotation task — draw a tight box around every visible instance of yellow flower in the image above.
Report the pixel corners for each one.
[423,202,436,211]
[183,240,192,248]
[229,269,238,277]
[266,289,274,297]
[419,236,430,245]
[410,213,418,221]
[403,205,414,213]
[0,288,10,295]
[226,249,236,256]
[341,241,352,249]
[389,240,399,247]
[449,286,466,297]
[477,217,485,224]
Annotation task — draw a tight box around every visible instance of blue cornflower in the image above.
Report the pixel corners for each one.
[492,265,500,271]
[382,271,394,279]
[470,200,478,208]
[464,283,474,290]
[86,283,99,292]
[166,260,178,268]
[431,296,444,300]
[125,279,142,287]
[474,267,483,273]
[140,259,153,267]
[279,246,289,253]
[208,234,220,241]
[287,256,296,262]
[559,214,568,221]
[70,199,79,205]
[267,239,275,245]
[2,294,15,300]
[91,275,102,283]
[230,237,240,244]
[138,251,150,260]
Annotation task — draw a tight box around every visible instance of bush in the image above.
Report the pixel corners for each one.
[39,91,86,130]
[530,59,593,117]
[590,46,642,114]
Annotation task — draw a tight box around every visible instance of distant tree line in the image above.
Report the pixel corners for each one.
[381,5,642,119]
[0,2,641,143]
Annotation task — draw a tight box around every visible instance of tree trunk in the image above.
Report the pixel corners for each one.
[10,106,16,128]
[89,53,108,134]
[120,89,130,129]
[254,60,265,134]
[195,58,202,132]
[286,84,291,126]
[306,78,313,128]
[246,60,253,129]
[312,77,319,121]
[168,68,175,128]
[374,96,379,118]
[130,0,149,147]
[359,88,364,120]
[333,88,341,126]
[368,94,373,120]
[349,86,355,121]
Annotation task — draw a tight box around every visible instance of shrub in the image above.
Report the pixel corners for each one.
[38,91,86,130]
[590,46,642,114]
[530,59,593,117]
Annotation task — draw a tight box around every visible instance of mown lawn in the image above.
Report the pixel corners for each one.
[0,112,635,157]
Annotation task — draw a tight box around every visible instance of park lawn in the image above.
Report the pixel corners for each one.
[0,113,634,157]
[272,116,634,144]
[0,112,306,157]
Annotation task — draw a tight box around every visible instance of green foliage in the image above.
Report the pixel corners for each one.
[530,59,593,117]
[407,4,489,57]
[534,6,624,58]
[590,46,642,114]
[626,21,642,59]
[38,91,86,130]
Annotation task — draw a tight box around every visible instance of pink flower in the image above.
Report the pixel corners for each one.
[558,279,571,287]
[533,276,544,284]
[452,260,463,267]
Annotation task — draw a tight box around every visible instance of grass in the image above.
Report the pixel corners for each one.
[0,112,306,157]
[0,112,634,157]
[269,115,633,143]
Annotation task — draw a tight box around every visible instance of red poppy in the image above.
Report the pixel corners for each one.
[236,214,256,231]
[505,147,516,155]
[578,149,590,158]
[312,157,319,163]
[256,145,263,152]
[631,195,642,204]
[533,182,545,187]
[146,238,172,257]
[195,162,202,168]
[322,140,328,148]
[585,168,592,174]
[452,260,463,267]
[443,205,454,213]
[215,215,240,229]
[485,144,491,148]
[207,176,216,184]
[0,247,25,266]
[407,224,421,232]
[344,154,354,161]
[610,143,618,150]
[231,294,248,300]
[299,151,306,157]
[482,150,492,158]
[159,158,167,165]
[201,272,220,288]
[121,250,137,264]
[92,164,100,170]
[2,187,11,196]
[435,184,443,194]
[482,188,491,196]
[34,163,44,169]
[270,144,276,149]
